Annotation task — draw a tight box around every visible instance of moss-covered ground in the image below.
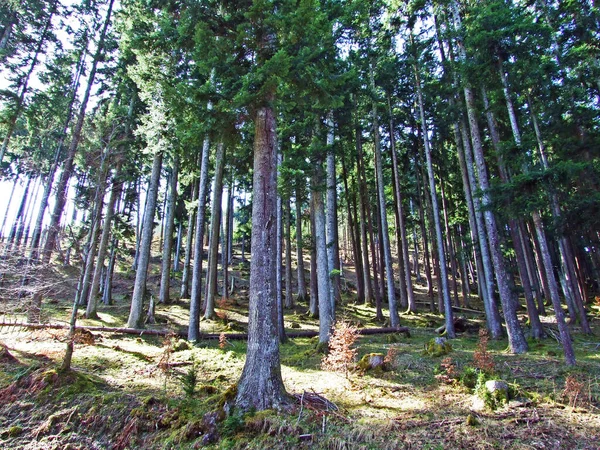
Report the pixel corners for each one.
[0,252,599,449]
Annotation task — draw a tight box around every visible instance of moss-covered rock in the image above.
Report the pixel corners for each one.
[357,353,386,372]
[423,337,452,357]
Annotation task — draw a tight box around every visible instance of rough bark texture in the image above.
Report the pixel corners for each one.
[325,111,340,306]
[415,65,455,338]
[204,143,225,320]
[159,156,179,305]
[188,135,211,341]
[235,104,289,412]
[295,188,307,302]
[41,0,114,263]
[126,151,163,329]
[312,166,333,344]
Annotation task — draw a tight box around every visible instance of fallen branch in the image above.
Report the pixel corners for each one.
[0,322,410,341]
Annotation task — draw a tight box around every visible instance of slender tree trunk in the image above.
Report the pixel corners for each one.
[204,143,225,320]
[388,93,415,312]
[341,156,365,304]
[0,176,18,241]
[102,237,118,305]
[371,91,399,327]
[235,101,288,412]
[42,0,115,263]
[325,111,340,306]
[158,156,179,305]
[0,2,57,164]
[188,135,211,341]
[126,150,163,329]
[86,169,122,318]
[355,126,374,305]
[295,187,308,302]
[180,183,197,298]
[5,176,32,253]
[481,84,545,339]
[309,206,319,318]
[275,151,286,341]
[413,60,455,337]
[313,163,333,345]
[528,98,591,333]
[174,222,182,273]
[222,183,234,298]
[284,200,293,309]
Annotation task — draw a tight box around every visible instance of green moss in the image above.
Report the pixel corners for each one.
[357,353,385,372]
[423,338,452,357]
[5,425,23,437]
[218,383,238,409]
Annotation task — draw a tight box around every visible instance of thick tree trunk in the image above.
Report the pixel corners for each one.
[204,143,225,320]
[235,102,288,412]
[158,156,179,305]
[126,150,163,329]
[188,135,211,341]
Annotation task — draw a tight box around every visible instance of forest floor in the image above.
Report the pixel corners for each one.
[0,250,599,449]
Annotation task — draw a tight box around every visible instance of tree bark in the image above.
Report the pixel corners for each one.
[325,111,341,305]
[312,163,333,344]
[159,155,179,304]
[41,0,115,263]
[86,168,122,317]
[188,135,211,341]
[204,143,225,320]
[235,102,289,412]
[414,65,455,338]
[295,187,308,302]
[126,150,163,329]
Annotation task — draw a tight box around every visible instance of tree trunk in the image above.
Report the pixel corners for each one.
[0,2,57,164]
[180,183,197,298]
[309,205,319,318]
[341,156,365,304]
[126,150,163,329]
[388,94,415,312]
[325,111,340,305]
[204,143,225,320]
[355,125,374,305]
[86,169,122,317]
[102,238,118,305]
[188,135,211,341]
[414,65,455,338]
[275,151,286,341]
[235,102,288,412]
[312,164,333,344]
[41,0,115,264]
[284,200,293,309]
[159,155,179,305]
[295,187,308,302]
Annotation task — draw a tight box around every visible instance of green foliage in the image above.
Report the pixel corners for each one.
[460,366,478,390]
[180,362,198,398]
